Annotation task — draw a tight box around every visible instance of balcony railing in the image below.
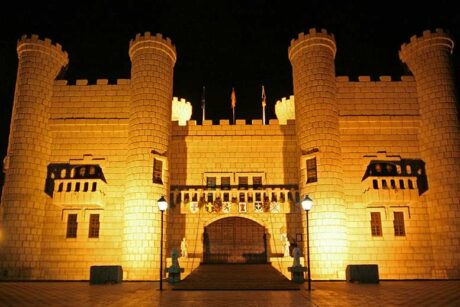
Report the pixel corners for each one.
[172,187,300,214]
[362,176,419,204]
[52,179,106,208]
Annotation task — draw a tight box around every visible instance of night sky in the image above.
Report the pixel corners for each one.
[1,0,459,186]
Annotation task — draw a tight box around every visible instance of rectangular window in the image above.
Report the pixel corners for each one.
[306,158,318,183]
[207,193,213,203]
[238,176,248,189]
[88,214,100,238]
[66,214,78,238]
[153,158,163,184]
[223,192,229,202]
[239,192,246,202]
[370,212,382,237]
[253,176,262,189]
[206,177,216,189]
[221,176,231,190]
[393,212,406,236]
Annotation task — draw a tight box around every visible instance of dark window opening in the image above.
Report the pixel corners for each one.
[370,212,382,237]
[393,212,406,236]
[390,179,396,189]
[223,193,229,202]
[58,183,64,192]
[88,214,100,238]
[408,180,414,189]
[253,176,262,189]
[238,177,248,190]
[239,193,246,202]
[288,192,293,201]
[66,214,78,238]
[306,157,318,183]
[83,182,89,192]
[248,193,253,203]
[399,179,405,189]
[153,159,163,184]
[255,192,261,202]
[207,193,213,203]
[75,182,80,192]
[91,182,97,192]
[66,182,72,192]
[192,193,197,202]
[382,180,388,189]
[221,177,231,190]
[271,192,277,202]
[176,193,182,204]
[207,177,216,189]
[372,179,379,189]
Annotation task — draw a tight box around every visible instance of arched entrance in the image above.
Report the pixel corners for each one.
[203,217,267,264]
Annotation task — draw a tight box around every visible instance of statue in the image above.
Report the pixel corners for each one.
[281,233,290,257]
[171,248,180,269]
[292,247,301,267]
[166,248,184,284]
[180,237,188,258]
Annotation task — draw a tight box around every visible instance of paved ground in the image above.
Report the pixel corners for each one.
[1,280,460,306]
[173,264,299,290]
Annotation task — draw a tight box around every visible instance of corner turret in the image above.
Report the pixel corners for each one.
[400,29,460,278]
[0,35,68,279]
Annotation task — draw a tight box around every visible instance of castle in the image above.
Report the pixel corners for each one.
[0,28,459,281]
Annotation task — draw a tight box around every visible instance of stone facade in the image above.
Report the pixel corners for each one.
[0,28,459,281]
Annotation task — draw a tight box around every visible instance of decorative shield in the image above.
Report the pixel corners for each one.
[270,202,280,213]
[222,202,231,213]
[254,201,263,213]
[239,202,247,213]
[206,202,214,213]
[189,201,199,213]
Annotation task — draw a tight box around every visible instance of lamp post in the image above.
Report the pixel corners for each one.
[301,195,313,291]
[157,195,168,291]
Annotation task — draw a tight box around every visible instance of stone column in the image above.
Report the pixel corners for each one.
[288,28,347,279]
[124,32,176,280]
[0,35,68,279]
[400,29,460,278]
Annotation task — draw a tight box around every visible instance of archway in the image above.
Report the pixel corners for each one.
[203,217,267,264]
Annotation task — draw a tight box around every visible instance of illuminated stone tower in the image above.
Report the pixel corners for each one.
[400,29,460,278]
[123,33,176,279]
[0,35,68,278]
[288,29,347,279]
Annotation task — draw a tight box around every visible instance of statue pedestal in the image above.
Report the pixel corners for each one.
[288,266,307,284]
[166,266,185,284]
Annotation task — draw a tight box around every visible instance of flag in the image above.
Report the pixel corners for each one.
[201,86,206,122]
[231,87,236,109]
[201,86,206,110]
[261,85,266,108]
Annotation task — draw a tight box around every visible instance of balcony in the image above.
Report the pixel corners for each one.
[362,176,419,205]
[52,179,106,208]
[172,187,300,215]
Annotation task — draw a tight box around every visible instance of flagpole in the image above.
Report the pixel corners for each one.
[263,105,266,125]
[202,86,206,124]
[261,85,266,125]
[233,107,235,125]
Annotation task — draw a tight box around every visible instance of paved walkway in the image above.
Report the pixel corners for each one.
[0,280,460,306]
[173,264,299,290]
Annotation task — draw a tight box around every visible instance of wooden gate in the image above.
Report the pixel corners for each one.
[203,217,267,264]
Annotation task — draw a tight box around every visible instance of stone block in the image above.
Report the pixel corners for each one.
[346,264,379,283]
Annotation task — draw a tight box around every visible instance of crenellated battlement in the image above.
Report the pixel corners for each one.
[17,34,68,67]
[275,95,295,124]
[53,79,131,86]
[288,28,336,61]
[128,32,177,63]
[336,75,415,82]
[172,118,295,128]
[399,28,454,63]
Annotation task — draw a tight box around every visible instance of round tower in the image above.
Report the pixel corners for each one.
[124,32,176,280]
[400,29,460,278]
[0,35,68,279]
[288,28,347,279]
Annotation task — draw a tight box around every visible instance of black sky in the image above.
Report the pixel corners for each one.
[1,0,460,185]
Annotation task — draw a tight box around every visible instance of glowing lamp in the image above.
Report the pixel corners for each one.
[157,196,168,211]
[301,195,313,211]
